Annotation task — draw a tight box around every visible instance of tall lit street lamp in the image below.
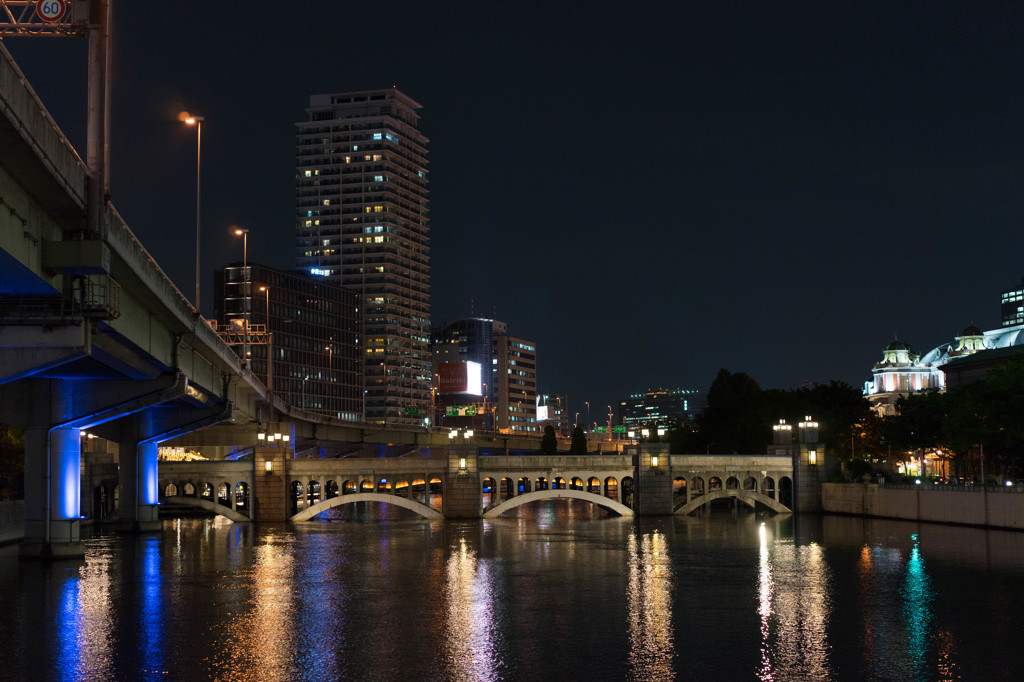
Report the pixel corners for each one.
[232,226,249,367]
[184,115,204,311]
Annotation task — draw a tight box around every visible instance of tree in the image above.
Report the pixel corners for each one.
[541,424,558,455]
[569,424,588,456]
[698,369,768,453]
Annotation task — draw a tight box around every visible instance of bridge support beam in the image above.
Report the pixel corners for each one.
[635,444,673,516]
[102,403,233,533]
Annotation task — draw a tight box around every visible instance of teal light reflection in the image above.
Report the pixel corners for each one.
[900,533,933,679]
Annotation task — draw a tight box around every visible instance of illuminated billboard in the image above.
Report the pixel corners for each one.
[439,361,482,396]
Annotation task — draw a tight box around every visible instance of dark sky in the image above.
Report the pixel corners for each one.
[5,1,1024,423]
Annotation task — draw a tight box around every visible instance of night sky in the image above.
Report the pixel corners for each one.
[5,1,1024,422]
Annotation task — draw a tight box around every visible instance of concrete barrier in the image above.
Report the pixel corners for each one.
[823,483,1024,530]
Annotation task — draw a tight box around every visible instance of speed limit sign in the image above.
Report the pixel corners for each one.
[35,0,68,23]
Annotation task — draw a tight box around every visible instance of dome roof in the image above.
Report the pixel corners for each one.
[960,324,983,337]
[885,339,913,352]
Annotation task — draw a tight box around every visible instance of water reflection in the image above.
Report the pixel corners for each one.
[442,535,500,681]
[57,553,115,680]
[203,533,296,680]
[757,522,832,680]
[853,530,958,681]
[627,530,674,681]
[138,538,165,679]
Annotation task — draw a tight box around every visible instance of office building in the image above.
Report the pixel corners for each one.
[536,393,570,437]
[431,318,538,434]
[214,263,362,421]
[296,89,431,425]
[618,388,703,430]
[1001,276,1024,328]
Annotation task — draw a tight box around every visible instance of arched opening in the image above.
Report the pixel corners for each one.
[217,482,230,507]
[518,477,532,494]
[235,482,249,512]
[182,482,195,497]
[569,477,584,490]
[325,480,339,499]
[201,482,213,499]
[482,477,497,507]
[743,477,758,491]
[360,480,373,492]
[536,477,549,490]
[673,477,687,498]
[604,477,618,501]
[500,477,514,501]
[411,478,427,503]
[394,479,410,497]
[726,476,740,490]
[691,477,705,496]
[622,477,633,507]
[429,477,443,496]
[165,483,178,497]
[779,476,793,508]
[709,476,723,490]
[587,477,601,494]
[552,477,566,490]
[376,479,391,493]
[343,480,357,494]
[763,477,776,499]
[290,481,303,515]
[308,480,322,505]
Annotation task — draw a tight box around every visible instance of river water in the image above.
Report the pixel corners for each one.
[2,501,1023,681]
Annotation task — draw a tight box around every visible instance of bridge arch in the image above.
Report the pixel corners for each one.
[674,489,791,515]
[482,489,633,519]
[292,492,442,521]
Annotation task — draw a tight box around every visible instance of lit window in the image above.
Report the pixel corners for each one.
[374,236,384,243]
[373,133,382,140]
[304,170,312,177]
[323,199,330,206]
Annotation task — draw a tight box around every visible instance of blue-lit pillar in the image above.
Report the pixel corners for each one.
[21,425,85,558]
[118,413,162,533]
[137,440,161,530]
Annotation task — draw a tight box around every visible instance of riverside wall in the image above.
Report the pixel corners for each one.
[822,482,1024,530]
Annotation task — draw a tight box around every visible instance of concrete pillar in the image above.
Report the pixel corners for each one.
[635,444,673,516]
[793,418,824,513]
[443,444,480,519]
[116,415,161,533]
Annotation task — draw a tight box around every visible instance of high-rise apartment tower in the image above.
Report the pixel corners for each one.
[296,89,431,425]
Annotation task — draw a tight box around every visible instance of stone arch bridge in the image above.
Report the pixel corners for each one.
[151,448,795,523]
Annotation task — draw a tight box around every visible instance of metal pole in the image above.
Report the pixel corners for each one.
[195,119,202,310]
[86,0,110,239]
[243,232,248,367]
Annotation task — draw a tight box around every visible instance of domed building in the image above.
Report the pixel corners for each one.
[863,338,945,416]
[863,322,1024,416]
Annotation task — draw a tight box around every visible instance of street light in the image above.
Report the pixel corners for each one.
[232,226,249,367]
[184,115,204,311]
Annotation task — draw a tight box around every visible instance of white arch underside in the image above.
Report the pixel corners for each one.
[483,489,633,518]
[675,489,791,515]
[293,492,443,521]
[159,496,250,523]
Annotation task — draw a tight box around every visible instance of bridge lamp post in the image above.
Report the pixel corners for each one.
[184,115,204,311]
[232,227,249,367]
